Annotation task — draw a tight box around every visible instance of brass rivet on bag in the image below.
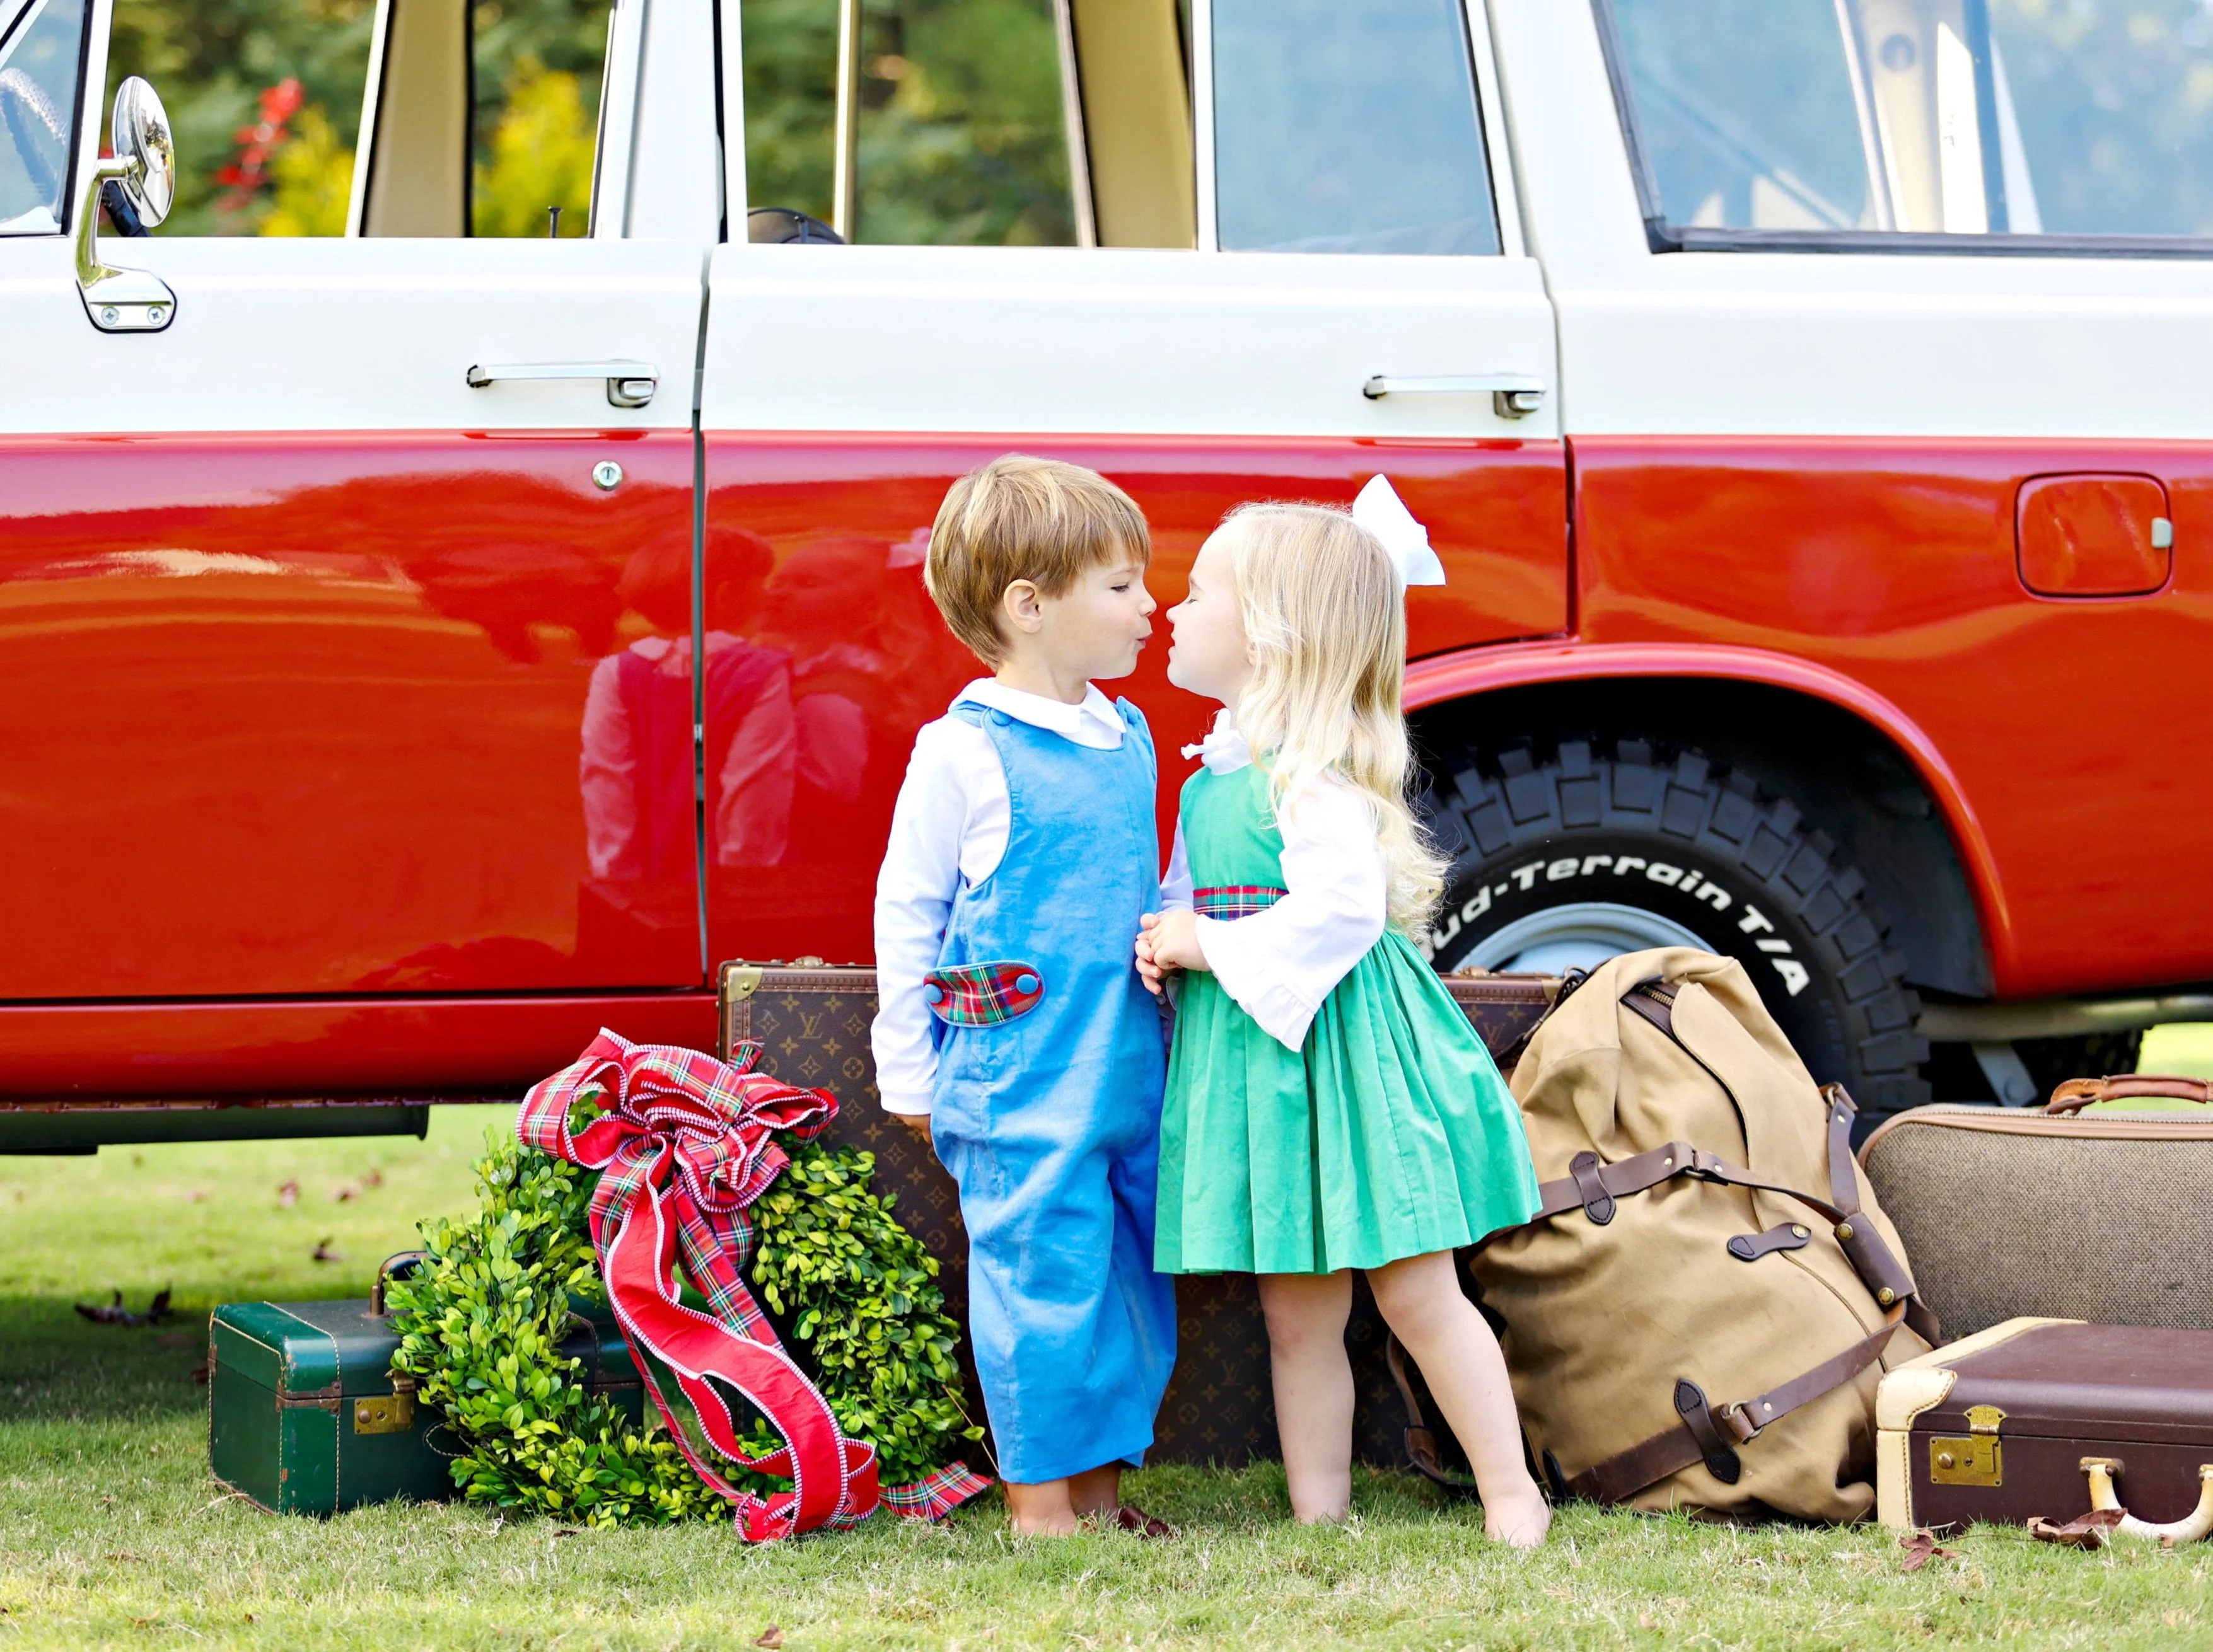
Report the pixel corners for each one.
[1791,1224,1808,1239]
[1836,1221,1855,1240]
[1877,1286,1896,1306]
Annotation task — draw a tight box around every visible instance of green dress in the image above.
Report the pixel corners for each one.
[1156,762,1541,1275]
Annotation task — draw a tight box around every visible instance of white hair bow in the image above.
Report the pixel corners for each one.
[1352,475,1446,589]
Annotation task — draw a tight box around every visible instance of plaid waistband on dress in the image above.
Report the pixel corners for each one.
[924,960,1045,1025]
[1192,885,1289,921]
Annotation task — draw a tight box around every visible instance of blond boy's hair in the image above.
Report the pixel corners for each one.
[925,454,1150,666]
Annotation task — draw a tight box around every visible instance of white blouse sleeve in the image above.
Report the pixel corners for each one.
[1158,819,1194,912]
[871,719,1005,1116]
[1192,777,1386,1052]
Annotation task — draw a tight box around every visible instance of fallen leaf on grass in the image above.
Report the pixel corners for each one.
[106,1552,143,1563]
[552,1527,581,1538]
[362,1168,385,1188]
[277,1179,298,1207]
[330,1185,358,1203]
[183,1189,207,1203]
[2028,1510,2123,1551]
[755,1628,784,1649]
[74,1288,171,1327]
[1899,1530,1960,1573]
[311,1239,342,1263]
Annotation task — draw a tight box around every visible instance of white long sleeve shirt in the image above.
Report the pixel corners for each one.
[1159,713,1387,1052]
[870,679,1131,1116]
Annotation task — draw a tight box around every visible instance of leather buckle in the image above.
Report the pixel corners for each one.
[1680,1146,1724,1182]
[1721,1400,1764,1445]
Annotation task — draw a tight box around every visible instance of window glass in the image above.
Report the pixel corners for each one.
[1611,0,1875,230]
[471,0,608,238]
[0,0,87,236]
[1606,0,2213,241]
[1990,0,2213,236]
[742,0,1080,245]
[102,0,376,236]
[96,0,605,240]
[1211,0,1500,255]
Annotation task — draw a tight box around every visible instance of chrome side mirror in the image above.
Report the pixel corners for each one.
[75,75,177,333]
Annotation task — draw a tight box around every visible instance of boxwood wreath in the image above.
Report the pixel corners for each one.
[385,1102,985,1526]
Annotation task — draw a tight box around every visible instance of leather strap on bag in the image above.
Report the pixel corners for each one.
[2047,1074,2213,1115]
[1385,1334,1481,1496]
[1562,1308,1905,1506]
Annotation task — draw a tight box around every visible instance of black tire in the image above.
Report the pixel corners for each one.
[1420,738,1931,1116]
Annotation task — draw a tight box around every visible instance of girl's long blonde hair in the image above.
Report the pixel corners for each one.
[1219,502,1446,935]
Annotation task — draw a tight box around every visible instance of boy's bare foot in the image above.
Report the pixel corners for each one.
[1004,1478,1079,1536]
[1484,1487,1552,1550]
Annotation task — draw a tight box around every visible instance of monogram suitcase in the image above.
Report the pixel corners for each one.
[1877,1317,2213,1538]
[208,1257,641,1516]
[717,958,1557,1468]
[1859,1077,2213,1339]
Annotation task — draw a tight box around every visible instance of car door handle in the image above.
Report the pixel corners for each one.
[1362,373,1544,418]
[465,360,659,409]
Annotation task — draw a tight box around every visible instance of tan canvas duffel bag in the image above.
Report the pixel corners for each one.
[1468,948,1936,1520]
[1860,1076,2213,1339]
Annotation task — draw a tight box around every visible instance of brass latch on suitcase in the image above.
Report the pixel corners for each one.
[1929,1404,2005,1487]
[353,1380,416,1435]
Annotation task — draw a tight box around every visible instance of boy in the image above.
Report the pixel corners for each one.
[872,454,1177,1537]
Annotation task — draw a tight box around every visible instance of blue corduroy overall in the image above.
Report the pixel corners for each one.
[929,699,1178,1484]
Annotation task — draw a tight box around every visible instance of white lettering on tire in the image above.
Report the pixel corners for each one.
[1428,865,1804,996]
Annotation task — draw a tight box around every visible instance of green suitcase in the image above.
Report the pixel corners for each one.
[207,1256,642,1516]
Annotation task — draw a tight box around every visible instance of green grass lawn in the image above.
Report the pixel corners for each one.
[6,1103,2213,1649]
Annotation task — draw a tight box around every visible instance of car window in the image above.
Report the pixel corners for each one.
[1211,0,1501,255]
[741,0,1081,246]
[0,0,86,237]
[1602,0,2213,246]
[97,0,605,238]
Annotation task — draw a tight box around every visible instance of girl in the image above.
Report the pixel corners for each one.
[1134,499,1549,1546]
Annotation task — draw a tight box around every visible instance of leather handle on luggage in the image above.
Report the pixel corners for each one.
[371,1250,428,1317]
[1562,1308,1907,1506]
[2047,1075,2213,1115]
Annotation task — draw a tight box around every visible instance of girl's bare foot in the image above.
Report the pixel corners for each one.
[1484,1486,1552,1549]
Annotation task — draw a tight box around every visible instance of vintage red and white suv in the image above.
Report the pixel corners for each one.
[1,0,2207,1152]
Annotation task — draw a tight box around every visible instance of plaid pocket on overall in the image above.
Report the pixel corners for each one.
[924,961,1045,1026]
[1192,885,1288,920]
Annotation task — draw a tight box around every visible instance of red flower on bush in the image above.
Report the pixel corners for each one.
[214,77,304,217]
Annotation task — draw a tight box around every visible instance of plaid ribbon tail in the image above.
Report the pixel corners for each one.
[880,1462,994,1520]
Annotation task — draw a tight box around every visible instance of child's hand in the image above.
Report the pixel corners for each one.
[1137,910,1208,996]
[893,1111,934,1148]
[1136,918,1168,996]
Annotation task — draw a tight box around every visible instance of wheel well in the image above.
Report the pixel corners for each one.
[1409,677,1992,1000]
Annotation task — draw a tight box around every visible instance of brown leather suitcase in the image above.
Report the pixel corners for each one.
[716,958,1555,1468]
[1878,1317,2213,1538]
[1859,1077,2213,1338]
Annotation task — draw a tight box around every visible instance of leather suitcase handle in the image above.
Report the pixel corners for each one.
[2047,1074,2213,1115]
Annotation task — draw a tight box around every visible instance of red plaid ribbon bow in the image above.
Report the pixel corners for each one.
[518,1029,874,1540]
